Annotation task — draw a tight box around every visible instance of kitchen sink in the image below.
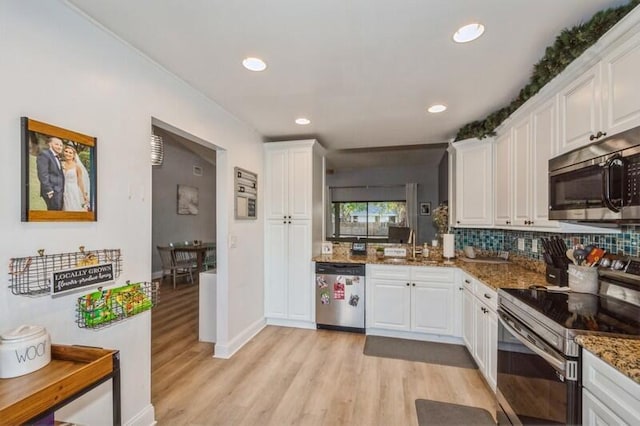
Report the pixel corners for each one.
[458,256,510,265]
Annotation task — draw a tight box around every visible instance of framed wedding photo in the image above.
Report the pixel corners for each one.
[21,117,97,222]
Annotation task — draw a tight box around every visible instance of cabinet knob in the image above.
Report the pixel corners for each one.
[602,132,607,138]
[457,220,460,224]
[412,283,416,287]
[406,283,410,286]
[484,293,492,299]
[288,221,291,224]
[459,287,463,291]
[590,134,596,141]
[283,220,286,224]
[506,221,511,225]
[464,279,471,284]
[288,215,292,219]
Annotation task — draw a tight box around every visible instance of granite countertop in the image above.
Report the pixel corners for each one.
[312,253,548,290]
[575,335,640,384]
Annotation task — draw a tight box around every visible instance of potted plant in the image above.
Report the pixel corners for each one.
[375,246,384,259]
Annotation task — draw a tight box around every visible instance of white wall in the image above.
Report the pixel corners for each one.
[0,1,264,424]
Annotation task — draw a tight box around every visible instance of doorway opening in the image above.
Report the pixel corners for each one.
[150,119,220,407]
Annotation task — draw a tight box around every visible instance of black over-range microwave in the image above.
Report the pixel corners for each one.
[549,126,640,223]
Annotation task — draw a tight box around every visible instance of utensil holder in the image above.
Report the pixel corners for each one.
[568,264,598,294]
[546,265,568,286]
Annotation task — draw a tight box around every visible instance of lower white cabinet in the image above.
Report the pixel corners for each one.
[461,272,497,391]
[367,265,460,339]
[582,350,640,425]
[265,219,313,324]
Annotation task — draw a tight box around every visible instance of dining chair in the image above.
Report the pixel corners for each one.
[157,245,194,289]
[203,244,216,270]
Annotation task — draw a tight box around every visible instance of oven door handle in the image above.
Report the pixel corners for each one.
[498,315,566,375]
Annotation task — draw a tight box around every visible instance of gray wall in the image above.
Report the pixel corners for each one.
[438,151,449,204]
[326,164,441,244]
[152,133,216,273]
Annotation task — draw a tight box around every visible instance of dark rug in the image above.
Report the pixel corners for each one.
[363,336,477,369]
[415,399,495,425]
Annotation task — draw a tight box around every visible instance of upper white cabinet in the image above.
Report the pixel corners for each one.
[558,28,640,154]
[559,63,603,152]
[265,144,316,220]
[512,117,532,226]
[494,132,511,227]
[264,140,325,326]
[530,99,558,228]
[453,138,494,227]
[602,31,640,136]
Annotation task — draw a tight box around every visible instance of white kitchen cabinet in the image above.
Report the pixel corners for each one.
[494,132,511,227]
[264,140,325,327]
[512,117,532,227]
[461,273,474,349]
[265,143,316,221]
[530,98,558,228]
[453,138,494,227]
[559,63,603,153]
[602,31,640,137]
[462,273,497,392]
[582,350,640,425]
[367,265,459,340]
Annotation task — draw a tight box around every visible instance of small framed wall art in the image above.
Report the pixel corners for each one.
[21,117,97,222]
[419,202,431,216]
[177,184,199,215]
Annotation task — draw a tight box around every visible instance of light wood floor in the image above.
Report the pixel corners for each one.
[151,279,496,425]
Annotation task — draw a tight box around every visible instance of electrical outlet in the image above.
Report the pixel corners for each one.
[518,238,525,251]
[532,239,538,253]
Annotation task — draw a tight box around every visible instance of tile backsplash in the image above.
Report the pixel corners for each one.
[453,226,640,260]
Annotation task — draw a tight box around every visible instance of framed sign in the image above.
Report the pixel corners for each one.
[51,263,114,295]
[21,117,97,222]
[234,167,257,219]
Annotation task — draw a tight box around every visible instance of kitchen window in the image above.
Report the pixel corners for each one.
[329,201,407,241]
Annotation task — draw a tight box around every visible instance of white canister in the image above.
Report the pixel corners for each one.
[0,325,51,379]
[568,264,598,294]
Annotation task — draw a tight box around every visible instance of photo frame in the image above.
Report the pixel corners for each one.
[177,184,199,215]
[21,117,97,222]
[419,202,431,216]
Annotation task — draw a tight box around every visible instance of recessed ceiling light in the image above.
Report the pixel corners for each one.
[242,57,267,71]
[453,23,485,43]
[295,118,311,125]
[427,104,447,113]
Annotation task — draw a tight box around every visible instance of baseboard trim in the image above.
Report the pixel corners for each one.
[366,328,464,345]
[125,403,156,426]
[265,318,316,330]
[214,318,266,359]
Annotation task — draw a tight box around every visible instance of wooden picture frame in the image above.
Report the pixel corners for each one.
[21,117,97,222]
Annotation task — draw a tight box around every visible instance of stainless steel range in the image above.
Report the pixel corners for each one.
[496,260,640,425]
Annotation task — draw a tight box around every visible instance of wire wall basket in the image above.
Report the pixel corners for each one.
[76,281,159,330]
[9,247,122,296]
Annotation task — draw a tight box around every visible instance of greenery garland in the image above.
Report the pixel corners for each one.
[455,0,640,141]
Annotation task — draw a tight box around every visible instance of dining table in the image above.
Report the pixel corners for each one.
[171,241,215,284]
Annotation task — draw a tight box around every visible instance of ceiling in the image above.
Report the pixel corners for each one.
[69,0,629,166]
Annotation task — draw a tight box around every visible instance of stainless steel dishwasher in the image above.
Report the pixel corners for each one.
[315,262,365,333]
